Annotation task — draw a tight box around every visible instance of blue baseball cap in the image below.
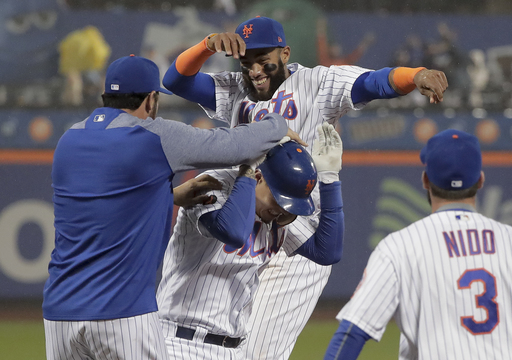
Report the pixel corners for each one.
[235,16,286,50]
[104,55,173,95]
[420,129,482,190]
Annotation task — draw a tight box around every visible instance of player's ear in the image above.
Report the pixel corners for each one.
[148,91,159,110]
[477,171,485,189]
[144,92,153,113]
[255,169,264,184]
[421,171,430,190]
[280,46,291,64]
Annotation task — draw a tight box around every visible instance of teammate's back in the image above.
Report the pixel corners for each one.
[326,129,512,360]
[380,210,512,359]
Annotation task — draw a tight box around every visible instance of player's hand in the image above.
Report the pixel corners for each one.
[414,69,448,104]
[285,128,308,147]
[173,174,222,207]
[207,32,246,59]
[312,122,343,172]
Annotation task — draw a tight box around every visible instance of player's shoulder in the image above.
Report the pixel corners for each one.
[377,214,435,248]
[289,62,326,75]
[207,70,243,84]
[469,211,512,232]
[200,168,238,187]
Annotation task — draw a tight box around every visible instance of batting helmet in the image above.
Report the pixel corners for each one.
[258,141,317,216]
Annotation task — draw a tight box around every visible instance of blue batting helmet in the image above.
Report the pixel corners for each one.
[258,141,317,216]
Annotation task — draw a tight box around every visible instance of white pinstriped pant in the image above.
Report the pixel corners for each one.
[44,312,168,360]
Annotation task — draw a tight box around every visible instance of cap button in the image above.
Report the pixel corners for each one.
[129,54,135,57]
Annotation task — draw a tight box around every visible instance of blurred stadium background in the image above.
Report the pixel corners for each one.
[1,0,512,358]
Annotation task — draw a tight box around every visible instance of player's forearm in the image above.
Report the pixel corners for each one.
[176,36,215,76]
[295,181,344,265]
[389,66,426,94]
[166,113,288,173]
[324,320,370,360]
[351,66,426,104]
[199,176,256,248]
[351,67,398,104]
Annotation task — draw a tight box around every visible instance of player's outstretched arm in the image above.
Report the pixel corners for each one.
[162,32,246,110]
[294,123,344,265]
[162,34,220,109]
[157,113,288,173]
[351,66,448,105]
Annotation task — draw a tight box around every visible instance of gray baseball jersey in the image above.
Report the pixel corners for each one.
[156,169,319,358]
[203,62,369,359]
[338,205,512,360]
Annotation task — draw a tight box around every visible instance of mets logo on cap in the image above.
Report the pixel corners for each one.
[235,16,287,50]
[242,24,253,39]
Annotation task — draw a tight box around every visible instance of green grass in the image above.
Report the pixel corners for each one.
[0,320,45,360]
[290,319,400,360]
[0,318,399,360]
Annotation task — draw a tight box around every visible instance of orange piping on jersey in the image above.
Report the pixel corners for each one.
[392,67,426,94]
[175,36,215,76]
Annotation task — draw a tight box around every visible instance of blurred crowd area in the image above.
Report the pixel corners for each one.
[1,0,512,113]
[65,0,512,14]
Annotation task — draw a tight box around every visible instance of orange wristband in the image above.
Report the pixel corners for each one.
[175,36,215,76]
[392,67,426,94]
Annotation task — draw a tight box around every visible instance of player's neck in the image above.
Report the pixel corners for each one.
[122,106,149,120]
[429,195,477,213]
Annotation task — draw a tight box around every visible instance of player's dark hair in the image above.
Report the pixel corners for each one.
[101,92,153,110]
[430,181,479,200]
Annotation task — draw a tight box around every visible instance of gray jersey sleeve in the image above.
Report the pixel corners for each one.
[144,113,287,173]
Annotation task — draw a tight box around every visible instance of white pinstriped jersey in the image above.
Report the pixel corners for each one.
[337,207,512,360]
[203,63,369,145]
[201,63,369,360]
[156,169,320,339]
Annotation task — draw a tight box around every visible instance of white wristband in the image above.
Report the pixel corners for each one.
[318,171,339,184]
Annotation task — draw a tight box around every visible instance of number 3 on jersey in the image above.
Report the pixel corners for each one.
[457,268,499,335]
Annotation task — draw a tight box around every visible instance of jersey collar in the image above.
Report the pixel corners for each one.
[435,203,476,213]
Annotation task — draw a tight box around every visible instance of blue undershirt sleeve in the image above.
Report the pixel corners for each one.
[199,176,256,248]
[351,67,400,104]
[162,61,217,110]
[294,182,344,265]
[324,320,372,360]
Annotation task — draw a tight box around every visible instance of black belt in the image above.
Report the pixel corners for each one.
[175,326,243,348]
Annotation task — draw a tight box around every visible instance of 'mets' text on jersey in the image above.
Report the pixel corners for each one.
[205,63,370,147]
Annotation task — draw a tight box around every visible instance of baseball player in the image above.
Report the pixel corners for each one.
[156,122,344,360]
[42,55,298,360]
[324,129,512,360]
[163,16,448,360]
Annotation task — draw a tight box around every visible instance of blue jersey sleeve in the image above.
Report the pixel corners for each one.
[163,61,217,110]
[199,176,256,248]
[294,182,344,265]
[324,320,372,360]
[351,67,400,104]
